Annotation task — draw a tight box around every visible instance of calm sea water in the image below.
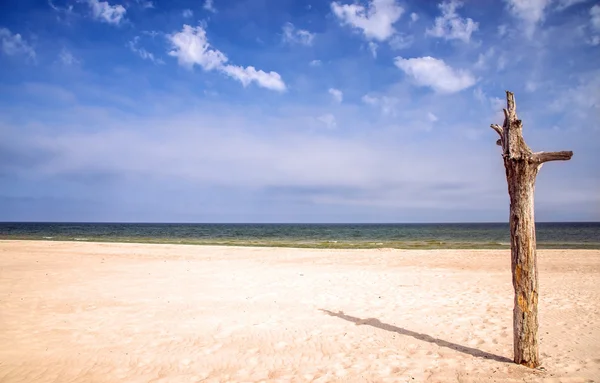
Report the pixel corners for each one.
[0,222,599,249]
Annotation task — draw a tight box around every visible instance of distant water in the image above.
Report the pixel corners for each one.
[1,222,599,249]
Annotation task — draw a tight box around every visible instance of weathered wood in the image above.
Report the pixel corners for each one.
[489,91,572,368]
[532,151,573,164]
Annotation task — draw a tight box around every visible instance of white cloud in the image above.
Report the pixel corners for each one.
[142,30,160,38]
[49,0,74,13]
[474,47,495,70]
[490,97,505,112]
[497,54,507,71]
[361,94,400,116]
[318,114,337,129]
[128,36,163,64]
[331,0,404,41]
[58,48,79,65]
[136,0,154,9]
[427,112,438,122]
[328,88,343,103]
[394,56,476,93]
[497,24,508,36]
[362,94,378,105]
[221,65,286,92]
[556,0,589,10]
[86,0,126,25]
[505,0,551,36]
[282,23,316,46]
[583,5,600,45]
[167,25,285,91]
[549,71,600,121]
[525,81,538,92]
[368,41,378,58]
[473,88,506,121]
[426,0,479,43]
[167,25,227,70]
[388,33,413,50]
[309,59,322,67]
[0,28,35,59]
[182,9,193,18]
[204,0,216,13]
[410,12,419,22]
[473,87,485,102]
[489,97,506,122]
[591,5,600,30]
[48,0,75,21]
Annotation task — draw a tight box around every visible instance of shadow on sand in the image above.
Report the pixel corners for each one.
[320,309,511,363]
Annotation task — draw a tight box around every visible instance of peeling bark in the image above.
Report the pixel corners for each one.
[489,91,572,368]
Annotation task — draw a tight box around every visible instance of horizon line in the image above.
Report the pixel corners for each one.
[1,221,599,225]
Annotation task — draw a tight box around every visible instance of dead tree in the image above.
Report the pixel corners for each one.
[490,91,572,368]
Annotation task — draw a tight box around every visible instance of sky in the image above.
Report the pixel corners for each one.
[0,0,598,223]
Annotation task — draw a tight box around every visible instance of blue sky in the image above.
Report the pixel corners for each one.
[0,0,598,223]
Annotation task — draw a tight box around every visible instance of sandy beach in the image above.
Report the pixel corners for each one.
[0,240,598,382]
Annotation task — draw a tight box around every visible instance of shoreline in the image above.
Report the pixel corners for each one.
[1,237,599,250]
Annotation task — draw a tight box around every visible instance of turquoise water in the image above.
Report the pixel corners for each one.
[1,222,599,249]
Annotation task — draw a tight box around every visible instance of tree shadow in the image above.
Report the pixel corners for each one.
[320,309,511,363]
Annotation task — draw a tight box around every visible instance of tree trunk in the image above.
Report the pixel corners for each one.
[490,91,572,368]
[505,158,539,367]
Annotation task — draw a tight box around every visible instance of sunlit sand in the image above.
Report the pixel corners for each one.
[1,240,598,382]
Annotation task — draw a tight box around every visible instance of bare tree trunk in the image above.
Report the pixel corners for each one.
[506,158,539,367]
[490,91,572,368]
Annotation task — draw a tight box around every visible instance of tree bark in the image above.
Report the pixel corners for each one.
[490,91,572,368]
[506,158,540,367]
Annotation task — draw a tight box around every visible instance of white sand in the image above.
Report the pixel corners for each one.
[0,240,598,382]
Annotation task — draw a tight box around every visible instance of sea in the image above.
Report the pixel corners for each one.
[0,222,599,249]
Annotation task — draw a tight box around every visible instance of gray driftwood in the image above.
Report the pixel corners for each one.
[490,91,572,368]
